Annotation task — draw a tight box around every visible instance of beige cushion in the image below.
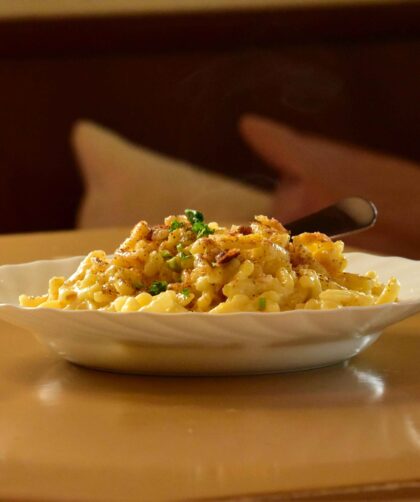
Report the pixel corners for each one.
[73,121,271,228]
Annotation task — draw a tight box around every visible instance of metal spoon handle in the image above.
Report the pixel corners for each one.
[286,197,377,238]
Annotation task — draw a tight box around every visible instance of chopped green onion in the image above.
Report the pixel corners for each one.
[181,287,190,297]
[149,281,168,296]
[185,209,204,224]
[192,221,214,238]
[169,220,184,232]
[160,250,172,260]
[166,257,182,272]
[179,250,191,260]
[258,297,266,311]
[176,243,184,252]
[184,209,214,238]
[180,255,194,270]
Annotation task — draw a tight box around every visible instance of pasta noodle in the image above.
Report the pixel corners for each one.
[19,210,400,313]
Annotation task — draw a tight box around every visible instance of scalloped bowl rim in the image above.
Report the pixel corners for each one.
[0,252,419,374]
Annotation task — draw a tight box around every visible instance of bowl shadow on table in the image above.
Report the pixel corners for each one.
[9,328,419,411]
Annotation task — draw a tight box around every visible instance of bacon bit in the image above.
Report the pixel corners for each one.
[215,248,240,265]
[144,228,153,241]
[200,239,222,263]
[238,225,252,235]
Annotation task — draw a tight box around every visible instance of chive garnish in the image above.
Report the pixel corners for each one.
[258,297,266,311]
[179,250,191,260]
[169,220,184,232]
[161,250,172,260]
[185,209,204,224]
[166,257,181,272]
[149,281,168,296]
[185,209,214,238]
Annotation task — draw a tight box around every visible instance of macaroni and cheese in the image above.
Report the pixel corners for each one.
[19,210,399,313]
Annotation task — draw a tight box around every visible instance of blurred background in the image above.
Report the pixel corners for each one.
[0,0,419,243]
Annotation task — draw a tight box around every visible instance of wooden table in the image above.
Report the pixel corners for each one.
[0,229,419,501]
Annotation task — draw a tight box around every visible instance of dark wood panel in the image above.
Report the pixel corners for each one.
[0,20,419,233]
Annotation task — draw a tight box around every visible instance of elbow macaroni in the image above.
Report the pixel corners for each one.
[19,212,399,313]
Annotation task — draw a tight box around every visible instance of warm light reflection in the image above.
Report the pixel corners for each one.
[350,367,385,400]
[38,380,62,404]
[405,415,420,449]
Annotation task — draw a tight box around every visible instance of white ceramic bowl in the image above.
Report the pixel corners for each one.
[0,253,419,375]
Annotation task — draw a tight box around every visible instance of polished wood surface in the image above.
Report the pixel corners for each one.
[0,228,419,501]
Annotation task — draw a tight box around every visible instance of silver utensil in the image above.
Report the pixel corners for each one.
[286,197,377,238]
